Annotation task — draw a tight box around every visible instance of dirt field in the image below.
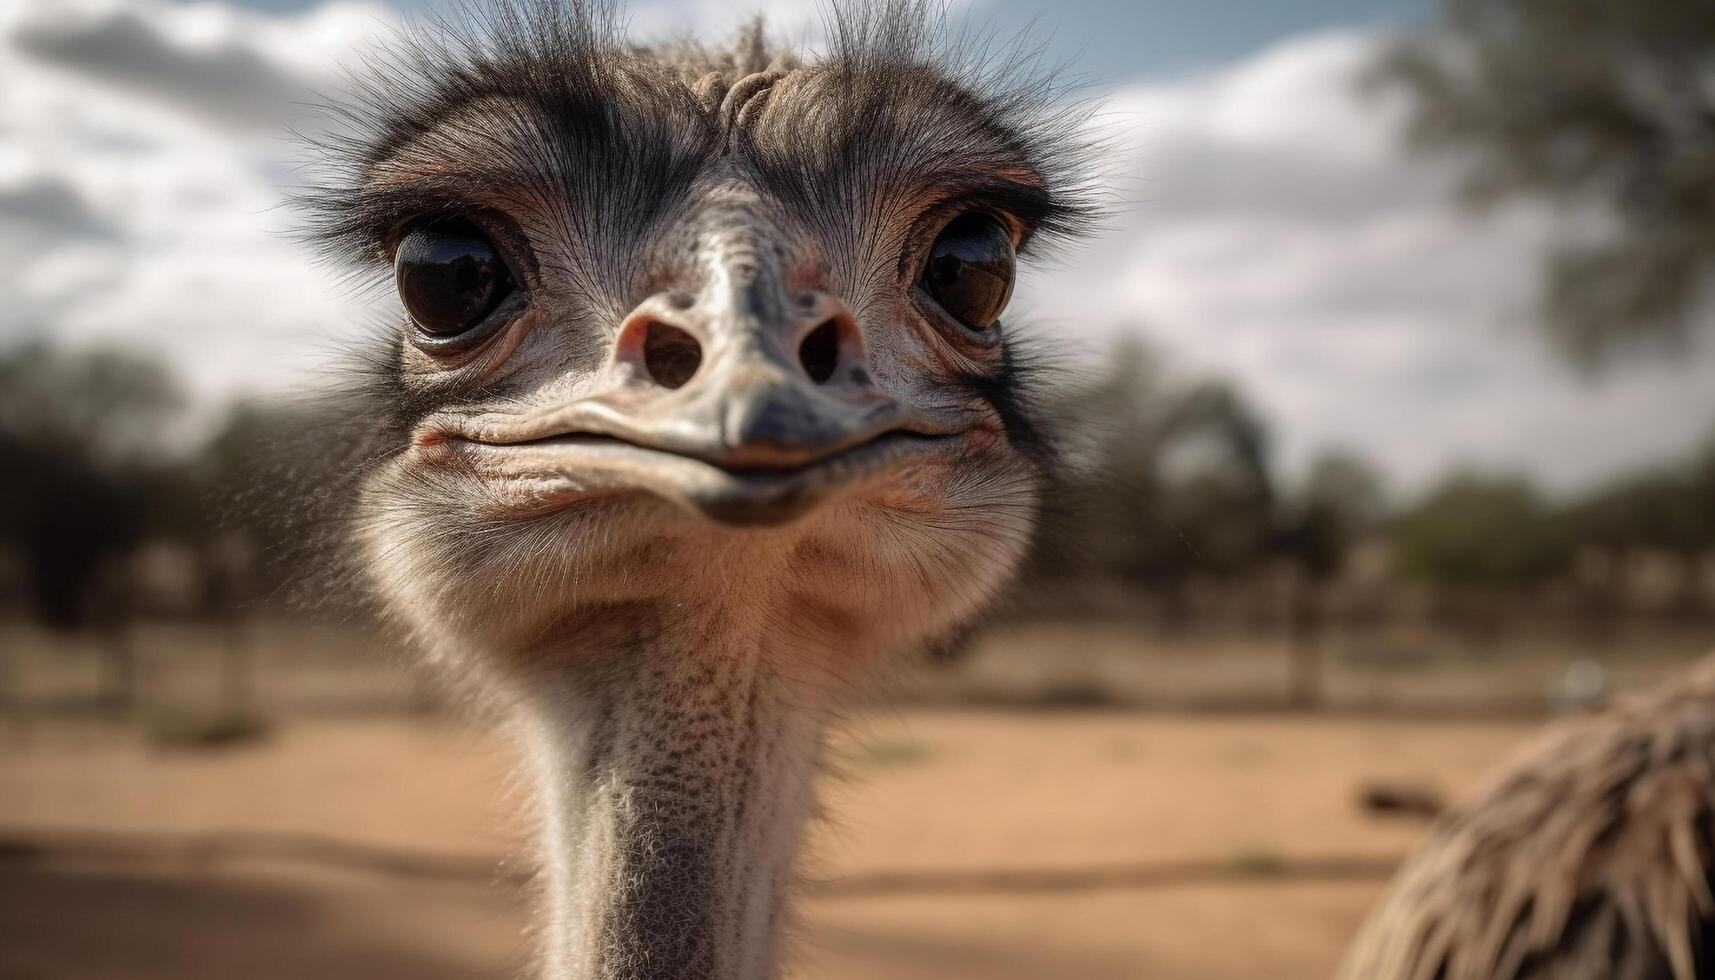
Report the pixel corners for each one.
[0,709,1540,979]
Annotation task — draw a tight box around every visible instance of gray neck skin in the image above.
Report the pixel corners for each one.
[516,623,828,980]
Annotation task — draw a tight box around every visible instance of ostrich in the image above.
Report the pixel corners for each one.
[299,2,1092,978]
[1338,654,1715,980]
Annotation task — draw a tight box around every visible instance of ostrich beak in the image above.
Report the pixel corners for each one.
[448,291,966,527]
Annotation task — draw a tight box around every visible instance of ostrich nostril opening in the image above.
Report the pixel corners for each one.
[798,319,840,385]
[642,321,703,390]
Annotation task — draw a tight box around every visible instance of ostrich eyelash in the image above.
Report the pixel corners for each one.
[294,0,1102,273]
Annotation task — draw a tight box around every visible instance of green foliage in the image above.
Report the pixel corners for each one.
[1384,433,1715,603]
[1028,336,1391,593]
[1391,473,1572,589]
[1030,336,1285,587]
[1568,442,1715,558]
[1372,0,1715,366]
[1036,355,1711,618]
[1278,451,1389,581]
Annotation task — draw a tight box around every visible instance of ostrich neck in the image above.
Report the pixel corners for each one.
[516,613,829,980]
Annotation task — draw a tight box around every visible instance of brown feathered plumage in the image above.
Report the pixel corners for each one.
[1339,655,1715,980]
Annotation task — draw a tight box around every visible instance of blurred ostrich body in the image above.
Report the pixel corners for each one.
[1340,655,1715,980]
[305,3,1090,978]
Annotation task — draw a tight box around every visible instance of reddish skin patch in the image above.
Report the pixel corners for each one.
[964,427,1001,452]
[409,430,463,467]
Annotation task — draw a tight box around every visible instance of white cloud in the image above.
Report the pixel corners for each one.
[621,0,985,51]
[2,0,389,128]
[1021,30,1715,495]
[2,2,1710,493]
[0,0,386,410]
[624,0,828,43]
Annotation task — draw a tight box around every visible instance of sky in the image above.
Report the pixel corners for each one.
[217,0,1432,82]
[4,0,1714,499]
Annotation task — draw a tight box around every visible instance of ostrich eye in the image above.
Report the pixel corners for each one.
[395,218,514,340]
[920,212,1016,331]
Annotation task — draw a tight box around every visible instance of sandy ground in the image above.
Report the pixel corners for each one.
[0,710,1537,979]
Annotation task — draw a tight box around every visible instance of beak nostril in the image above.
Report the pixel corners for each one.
[642,321,703,390]
[798,319,840,385]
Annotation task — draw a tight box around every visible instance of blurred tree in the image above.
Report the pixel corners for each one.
[1372,0,1715,366]
[0,343,187,709]
[1394,473,1569,588]
[1157,381,1278,581]
[1027,340,1396,702]
[0,435,146,629]
[1023,335,1285,631]
[1276,451,1389,705]
[1282,453,1390,578]
[196,402,326,552]
[1024,335,1179,592]
[1392,472,1573,636]
[1569,441,1715,616]
[0,343,185,465]
[188,400,344,713]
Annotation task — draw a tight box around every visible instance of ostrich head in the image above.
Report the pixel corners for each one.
[304,2,1092,977]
